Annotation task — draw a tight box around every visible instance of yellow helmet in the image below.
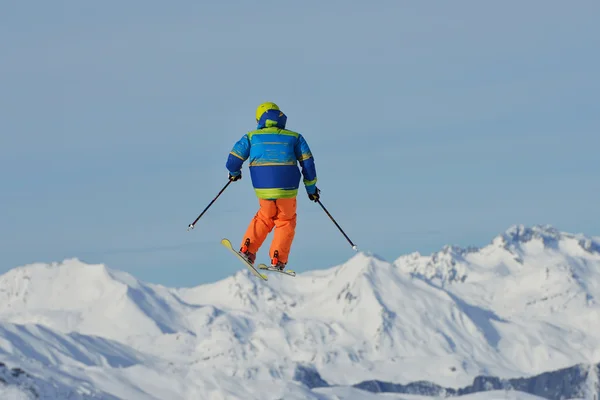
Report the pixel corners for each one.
[255,102,280,122]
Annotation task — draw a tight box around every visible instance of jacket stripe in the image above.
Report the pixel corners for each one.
[248,127,299,140]
[254,188,298,199]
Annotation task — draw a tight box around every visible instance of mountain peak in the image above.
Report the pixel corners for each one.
[343,251,389,268]
[494,224,600,255]
[0,259,193,339]
[500,224,561,246]
[396,225,600,285]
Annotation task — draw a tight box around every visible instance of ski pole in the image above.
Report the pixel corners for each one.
[317,199,358,251]
[187,180,232,231]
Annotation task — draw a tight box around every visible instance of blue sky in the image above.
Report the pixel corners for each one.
[1,1,599,287]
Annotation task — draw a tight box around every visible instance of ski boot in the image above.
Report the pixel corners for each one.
[271,250,286,271]
[240,238,256,265]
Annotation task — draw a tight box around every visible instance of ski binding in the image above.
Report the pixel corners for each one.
[258,264,296,277]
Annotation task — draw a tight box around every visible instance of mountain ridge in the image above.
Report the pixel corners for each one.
[1,224,599,399]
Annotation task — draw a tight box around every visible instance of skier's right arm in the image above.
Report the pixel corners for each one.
[295,134,319,200]
[226,134,250,179]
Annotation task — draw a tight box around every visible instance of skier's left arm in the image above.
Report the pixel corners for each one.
[226,134,250,178]
[295,134,318,195]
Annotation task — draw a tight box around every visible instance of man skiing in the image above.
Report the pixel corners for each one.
[226,102,319,271]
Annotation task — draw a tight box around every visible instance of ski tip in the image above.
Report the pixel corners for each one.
[352,245,358,251]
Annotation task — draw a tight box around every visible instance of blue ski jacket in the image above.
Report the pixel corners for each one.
[226,109,317,200]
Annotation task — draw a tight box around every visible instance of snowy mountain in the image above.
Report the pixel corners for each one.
[1,224,599,399]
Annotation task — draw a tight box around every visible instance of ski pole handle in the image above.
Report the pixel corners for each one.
[317,199,358,251]
[187,180,232,231]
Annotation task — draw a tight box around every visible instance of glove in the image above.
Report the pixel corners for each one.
[307,187,320,202]
[228,171,241,182]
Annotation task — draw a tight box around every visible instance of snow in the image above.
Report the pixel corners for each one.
[0,386,32,400]
[0,224,599,399]
[313,388,548,400]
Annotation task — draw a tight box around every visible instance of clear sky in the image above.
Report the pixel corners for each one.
[1,1,599,287]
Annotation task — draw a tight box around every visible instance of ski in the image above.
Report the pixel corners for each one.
[221,238,268,281]
[258,264,296,277]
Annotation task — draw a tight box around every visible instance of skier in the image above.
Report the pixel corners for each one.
[226,102,319,271]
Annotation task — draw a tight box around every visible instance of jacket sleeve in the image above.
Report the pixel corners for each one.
[226,134,250,176]
[294,134,318,193]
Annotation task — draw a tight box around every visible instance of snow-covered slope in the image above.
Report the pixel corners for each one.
[0,225,599,399]
[0,259,193,340]
[394,224,600,374]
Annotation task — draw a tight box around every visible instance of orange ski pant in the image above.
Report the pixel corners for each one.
[241,198,297,263]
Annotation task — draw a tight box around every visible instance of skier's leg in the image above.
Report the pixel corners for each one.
[242,199,276,255]
[270,198,297,264]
